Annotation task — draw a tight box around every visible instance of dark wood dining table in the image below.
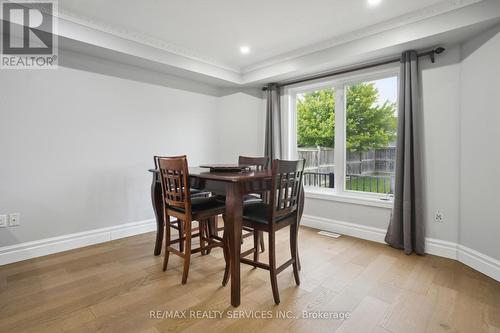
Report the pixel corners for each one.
[149,167,304,307]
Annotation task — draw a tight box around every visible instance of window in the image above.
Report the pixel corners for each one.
[296,88,335,188]
[287,69,398,199]
[345,77,397,195]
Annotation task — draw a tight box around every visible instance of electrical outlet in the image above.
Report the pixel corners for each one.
[8,213,20,227]
[0,215,7,228]
[434,210,444,223]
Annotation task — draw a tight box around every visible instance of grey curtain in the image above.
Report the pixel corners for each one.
[385,51,425,255]
[264,83,283,159]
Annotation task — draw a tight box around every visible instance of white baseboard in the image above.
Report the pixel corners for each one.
[301,214,500,282]
[457,244,500,282]
[301,214,386,244]
[2,215,499,283]
[424,238,459,259]
[0,219,156,266]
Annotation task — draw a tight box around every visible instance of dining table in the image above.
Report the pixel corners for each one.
[149,166,304,307]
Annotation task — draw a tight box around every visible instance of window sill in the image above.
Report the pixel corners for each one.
[304,187,394,209]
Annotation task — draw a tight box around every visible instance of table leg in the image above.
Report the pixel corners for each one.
[297,184,305,270]
[151,174,164,256]
[225,182,243,307]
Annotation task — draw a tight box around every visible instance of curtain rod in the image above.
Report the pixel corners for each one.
[262,47,445,91]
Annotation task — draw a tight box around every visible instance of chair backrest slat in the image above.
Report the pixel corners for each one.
[269,159,305,222]
[239,156,271,202]
[155,155,190,211]
[238,156,270,171]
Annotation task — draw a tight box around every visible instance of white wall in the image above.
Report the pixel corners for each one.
[215,89,266,163]
[420,45,461,243]
[0,50,267,249]
[0,56,221,247]
[303,45,462,244]
[460,25,500,261]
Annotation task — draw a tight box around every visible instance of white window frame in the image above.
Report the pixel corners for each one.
[283,66,399,208]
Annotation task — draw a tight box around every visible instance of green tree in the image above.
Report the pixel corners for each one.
[297,83,397,152]
[297,89,335,147]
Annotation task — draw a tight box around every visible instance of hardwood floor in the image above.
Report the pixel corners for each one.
[1,226,499,333]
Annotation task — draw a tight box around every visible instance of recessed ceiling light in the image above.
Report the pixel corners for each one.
[240,46,250,55]
[367,0,382,7]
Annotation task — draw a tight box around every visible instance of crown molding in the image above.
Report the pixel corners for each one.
[55,8,241,74]
[10,0,495,86]
[242,0,482,72]
[51,0,482,76]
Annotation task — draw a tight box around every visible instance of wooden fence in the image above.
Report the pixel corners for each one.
[297,147,335,173]
[299,146,396,193]
[298,146,396,175]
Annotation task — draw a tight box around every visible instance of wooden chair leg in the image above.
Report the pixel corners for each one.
[181,220,192,284]
[297,248,301,271]
[162,214,171,271]
[206,217,216,255]
[177,220,184,252]
[222,229,230,286]
[200,220,206,255]
[252,230,260,267]
[259,231,265,253]
[290,223,300,285]
[268,231,280,305]
[209,216,218,237]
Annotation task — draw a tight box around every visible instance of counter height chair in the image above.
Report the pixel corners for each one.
[240,159,305,304]
[238,156,270,255]
[155,155,212,253]
[157,155,229,284]
[210,156,270,255]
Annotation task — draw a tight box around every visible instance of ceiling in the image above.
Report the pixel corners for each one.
[58,0,461,71]
[35,0,500,86]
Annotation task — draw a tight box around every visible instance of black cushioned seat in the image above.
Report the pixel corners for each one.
[242,194,263,204]
[189,188,212,198]
[214,193,262,204]
[243,203,293,224]
[169,197,225,214]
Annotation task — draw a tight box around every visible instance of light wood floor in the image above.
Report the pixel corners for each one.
[1,226,499,333]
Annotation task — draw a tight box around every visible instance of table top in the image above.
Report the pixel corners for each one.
[149,167,272,183]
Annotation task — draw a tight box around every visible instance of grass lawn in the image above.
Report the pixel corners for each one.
[346,175,393,194]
